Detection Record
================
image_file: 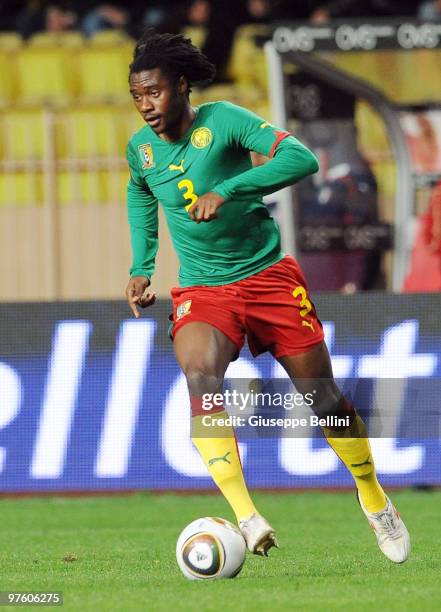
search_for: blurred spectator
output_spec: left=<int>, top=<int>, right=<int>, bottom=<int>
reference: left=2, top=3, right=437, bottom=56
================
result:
left=403, top=113, right=441, bottom=174
left=297, top=122, right=382, bottom=292
left=14, top=0, right=46, bottom=37
left=418, top=0, right=441, bottom=22
left=404, top=182, right=441, bottom=291
left=0, top=1, right=27, bottom=30
left=201, top=0, right=282, bottom=82
left=81, top=3, right=129, bottom=37
left=199, top=0, right=246, bottom=81
left=247, top=0, right=272, bottom=21
left=288, top=71, right=383, bottom=291
left=14, top=1, right=77, bottom=38
left=142, top=2, right=191, bottom=35
left=46, top=4, right=76, bottom=31
left=187, top=0, right=210, bottom=25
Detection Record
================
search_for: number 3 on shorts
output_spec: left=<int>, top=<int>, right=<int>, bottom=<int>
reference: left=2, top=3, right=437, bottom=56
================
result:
left=292, top=285, right=315, bottom=331
left=178, top=179, right=199, bottom=211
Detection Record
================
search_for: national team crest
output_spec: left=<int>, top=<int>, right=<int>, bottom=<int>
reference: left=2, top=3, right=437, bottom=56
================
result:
left=176, top=299, right=192, bottom=320
left=138, top=143, right=155, bottom=169
left=191, top=127, right=213, bottom=149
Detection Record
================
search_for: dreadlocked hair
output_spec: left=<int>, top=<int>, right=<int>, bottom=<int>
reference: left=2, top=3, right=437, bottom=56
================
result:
left=129, top=29, right=216, bottom=91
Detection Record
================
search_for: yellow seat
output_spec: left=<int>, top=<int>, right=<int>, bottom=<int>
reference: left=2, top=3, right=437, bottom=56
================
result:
left=394, top=49, right=441, bottom=103
left=57, top=170, right=108, bottom=205
left=356, top=101, right=391, bottom=161
left=29, top=31, right=84, bottom=48
left=181, top=26, right=207, bottom=50
left=0, top=172, right=43, bottom=207
left=330, top=48, right=441, bottom=104
left=56, top=169, right=138, bottom=206
left=56, top=104, right=142, bottom=158
left=371, top=160, right=396, bottom=201
left=228, top=24, right=270, bottom=90
left=57, top=106, right=122, bottom=158
left=197, top=83, right=268, bottom=116
left=78, top=44, right=132, bottom=103
left=90, top=30, right=133, bottom=46
left=1, top=108, right=45, bottom=160
left=0, top=51, right=19, bottom=107
left=17, top=46, right=78, bottom=106
left=121, top=105, right=144, bottom=143
left=100, top=170, right=129, bottom=205
left=0, top=32, right=22, bottom=51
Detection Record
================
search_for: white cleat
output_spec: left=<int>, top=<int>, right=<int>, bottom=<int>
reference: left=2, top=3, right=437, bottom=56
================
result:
left=358, top=493, right=411, bottom=563
left=239, top=513, right=279, bottom=556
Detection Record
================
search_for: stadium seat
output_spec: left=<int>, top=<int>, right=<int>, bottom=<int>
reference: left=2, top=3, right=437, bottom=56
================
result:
left=56, top=168, right=132, bottom=207
left=16, top=46, right=78, bottom=106
left=0, top=108, right=45, bottom=160
left=89, top=30, right=133, bottom=46
left=0, top=50, right=18, bottom=107
left=29, top=31, right=84, bottom=48
left=355, top=101, right=391, bottom=161
left=0, top=172, right=43, bottom=207
left=55, top=104, right=142, bottom=158
left=371, top=160, right=396, bottom=207
left=57, top=170, right=108, bottom=205
left=181, top=26, right=207, bottom=50
left=394, top=49, right=441, bottom=103
left=77, top=43, right=133, bottom=103
left=197, top=83, right=269, bottom=117
left=57, top=106, right=121, bottom=158
left=228, top=24, right=270, bottom=91
left=0, top=32, right=22, bottom=51
left=117, top=104, right=144, bottom=148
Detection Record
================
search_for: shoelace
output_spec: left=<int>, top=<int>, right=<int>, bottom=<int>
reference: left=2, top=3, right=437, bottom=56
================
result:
left=376, top=508, right=401, bottom=540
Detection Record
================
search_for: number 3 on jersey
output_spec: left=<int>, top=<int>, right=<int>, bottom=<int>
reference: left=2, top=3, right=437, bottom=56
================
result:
left=292, top=285, right=315, bottom=332
left=178, top=179, right=199, bottom=211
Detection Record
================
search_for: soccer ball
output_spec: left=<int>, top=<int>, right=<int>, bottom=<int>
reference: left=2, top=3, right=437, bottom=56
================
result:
left=176, top=517, right=246, bottom=580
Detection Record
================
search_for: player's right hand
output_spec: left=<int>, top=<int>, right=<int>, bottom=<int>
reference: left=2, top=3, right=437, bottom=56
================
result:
left=125, top=276, right=156, bottom=318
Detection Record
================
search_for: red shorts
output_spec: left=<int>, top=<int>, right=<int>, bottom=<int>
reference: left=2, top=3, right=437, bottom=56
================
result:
left=170, top=255, right=324, bottom=358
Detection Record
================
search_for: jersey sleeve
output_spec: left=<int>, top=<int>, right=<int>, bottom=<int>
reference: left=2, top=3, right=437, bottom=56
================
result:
left=213, top=101, right=319, bottom=202
left=216, top=101, right=291, bottom=157
left=126, top=141, right=159, bottom=279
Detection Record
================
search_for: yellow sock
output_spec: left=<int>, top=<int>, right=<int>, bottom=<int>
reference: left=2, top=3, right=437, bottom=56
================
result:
left=325, top=415, right=386, bottom=512
left=192, top=411, right=257, bottom=522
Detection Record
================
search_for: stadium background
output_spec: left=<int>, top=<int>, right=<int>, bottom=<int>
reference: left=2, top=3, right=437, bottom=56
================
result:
left=1, top=1, right=441, bottom=494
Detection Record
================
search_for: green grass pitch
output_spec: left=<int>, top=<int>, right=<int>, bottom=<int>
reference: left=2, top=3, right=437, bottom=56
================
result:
left=0, top=490, right=440, bottom=611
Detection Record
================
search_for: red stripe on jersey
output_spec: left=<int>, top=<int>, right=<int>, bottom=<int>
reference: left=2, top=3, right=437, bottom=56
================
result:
left=269, top=130, right=291, bottom=159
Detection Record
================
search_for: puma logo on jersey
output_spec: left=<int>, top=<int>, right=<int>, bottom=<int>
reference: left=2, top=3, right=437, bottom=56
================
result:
left=169, top=159, right=185, bottom=173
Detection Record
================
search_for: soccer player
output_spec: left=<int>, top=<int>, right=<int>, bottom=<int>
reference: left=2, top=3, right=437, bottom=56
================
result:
left=125, top=30, right=410, bottom=562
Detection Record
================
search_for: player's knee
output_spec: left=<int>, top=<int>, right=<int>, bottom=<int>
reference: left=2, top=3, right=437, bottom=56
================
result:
left=312, top=391, right=356, bottom=430
left=184, top=365, right=224, bottom=396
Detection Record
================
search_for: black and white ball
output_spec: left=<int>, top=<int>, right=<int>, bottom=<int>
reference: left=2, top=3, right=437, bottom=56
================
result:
left=176, top=517, right=246, bottom=580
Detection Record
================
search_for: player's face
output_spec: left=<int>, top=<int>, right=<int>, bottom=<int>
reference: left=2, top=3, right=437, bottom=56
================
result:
left=129, top=68, right=187, bottom=136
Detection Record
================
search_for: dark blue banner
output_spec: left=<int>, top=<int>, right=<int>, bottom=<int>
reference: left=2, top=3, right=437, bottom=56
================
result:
left=0, top=293, right=440, bottom=492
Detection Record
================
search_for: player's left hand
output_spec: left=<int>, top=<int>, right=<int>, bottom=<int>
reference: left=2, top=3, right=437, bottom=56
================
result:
left=188, top=192, right=225, bottom=223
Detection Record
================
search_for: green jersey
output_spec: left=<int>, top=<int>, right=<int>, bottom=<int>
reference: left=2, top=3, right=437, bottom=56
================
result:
left=126, top=101, right=318, bottom=287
